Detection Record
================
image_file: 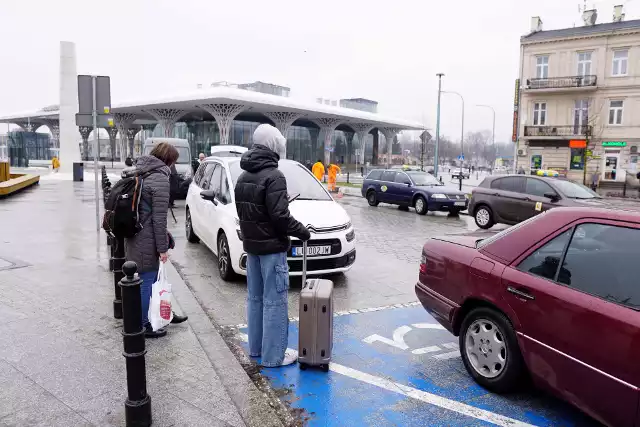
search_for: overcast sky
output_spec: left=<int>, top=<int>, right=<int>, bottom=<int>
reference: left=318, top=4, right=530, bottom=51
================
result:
left=1, top=0, right=639, bottom=143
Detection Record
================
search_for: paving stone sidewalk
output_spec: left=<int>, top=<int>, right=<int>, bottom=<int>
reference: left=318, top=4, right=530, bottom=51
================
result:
left=0, top=180, right=280, bottom=427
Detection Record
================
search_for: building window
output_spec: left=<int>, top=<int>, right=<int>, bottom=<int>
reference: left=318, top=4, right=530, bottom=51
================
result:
left=609, top=100, right=624, bottom=125
left=612, top=50, right=628, bottom=76
left=573, top=99, right=589, bottom=133
left=533, top=102, right=547, bottom=126
left=570, top=148, right=585, bottom=170
left=577, top=52, right=592, bottom=76
left=536, top=56, right=549, bottom=78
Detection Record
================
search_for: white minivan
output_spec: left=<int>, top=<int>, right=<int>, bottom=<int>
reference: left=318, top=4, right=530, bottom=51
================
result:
left=185, top=156, right=356, bottom=281
left=143, top=138, right=193, bottom=179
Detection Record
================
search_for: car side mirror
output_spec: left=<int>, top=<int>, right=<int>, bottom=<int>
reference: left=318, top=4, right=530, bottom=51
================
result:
left=404, top=181, right=412, bottom=187
left=200, top=189, right=218, bottom=205
left=544, top=192, right=559, bottom=201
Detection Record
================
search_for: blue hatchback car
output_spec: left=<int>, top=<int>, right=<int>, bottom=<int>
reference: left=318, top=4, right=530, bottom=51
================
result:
left=361, top=169, right=469, bottom=215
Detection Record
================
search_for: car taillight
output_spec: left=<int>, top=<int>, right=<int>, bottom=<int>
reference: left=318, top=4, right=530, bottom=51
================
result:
left=419, top=253, right=427, bottom=274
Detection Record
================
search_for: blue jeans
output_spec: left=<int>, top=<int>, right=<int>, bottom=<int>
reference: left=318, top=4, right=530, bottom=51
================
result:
left=246, top=252, right=289, bottom=367
left=139, top=270, right=157, bottom=328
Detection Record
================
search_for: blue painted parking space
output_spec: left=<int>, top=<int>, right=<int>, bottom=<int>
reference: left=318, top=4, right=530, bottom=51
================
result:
left=239, top=305, right=599, bottom=426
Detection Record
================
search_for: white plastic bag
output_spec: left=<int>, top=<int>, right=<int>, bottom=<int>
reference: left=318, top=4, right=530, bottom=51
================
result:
left=148, top=263, right=173, bottom=331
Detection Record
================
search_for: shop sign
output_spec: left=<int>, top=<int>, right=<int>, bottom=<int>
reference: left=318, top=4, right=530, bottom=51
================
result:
left=569, top=140, right=587, bottom=148
left=602, top=141, right=626, bottom=147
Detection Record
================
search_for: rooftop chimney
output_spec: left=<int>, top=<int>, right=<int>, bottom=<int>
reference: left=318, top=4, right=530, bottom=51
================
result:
left=613, top=5, right=625, bottom=22
left=530, top=16, right=543, bottom=33
left=582, top=9, right=597, bottom=26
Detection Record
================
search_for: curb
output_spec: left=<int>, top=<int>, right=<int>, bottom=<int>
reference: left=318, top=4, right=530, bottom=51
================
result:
left=165, top=261, right=284, bottom=427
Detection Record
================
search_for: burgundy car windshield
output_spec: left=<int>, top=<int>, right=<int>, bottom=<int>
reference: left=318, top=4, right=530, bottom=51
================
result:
left=553, top=180, right=600, bottom=199
left=476, top=213, right=547, bottom=248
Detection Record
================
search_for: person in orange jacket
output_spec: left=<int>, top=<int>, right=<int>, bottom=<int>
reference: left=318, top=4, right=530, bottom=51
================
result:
left=312, top=159, right=325, bottom=181
left=327, top=163, right=341, bottom=192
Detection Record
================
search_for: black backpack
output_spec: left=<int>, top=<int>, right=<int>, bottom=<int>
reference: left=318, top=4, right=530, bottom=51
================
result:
left=102, top=168, right=159, bottom=238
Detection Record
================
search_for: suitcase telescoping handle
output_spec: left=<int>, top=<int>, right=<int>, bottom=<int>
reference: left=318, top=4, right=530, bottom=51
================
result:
left=301, top=239, right=308, bottom=286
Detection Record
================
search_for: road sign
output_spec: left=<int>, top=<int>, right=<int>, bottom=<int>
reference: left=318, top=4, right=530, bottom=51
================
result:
left=457, top=154, right=464, bottom=161
left=77, top=75, right=111, bottom=114
left=77, top=75, right=112, bottom=232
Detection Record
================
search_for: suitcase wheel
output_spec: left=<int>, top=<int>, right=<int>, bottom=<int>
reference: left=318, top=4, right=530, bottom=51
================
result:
left=299, top=362, right=308, bottom=370
left=321, top=364, right=330, bottom=373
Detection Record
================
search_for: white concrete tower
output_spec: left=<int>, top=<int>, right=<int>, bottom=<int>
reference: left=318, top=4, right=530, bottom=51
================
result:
left=58, top=41, right=79, bottom=173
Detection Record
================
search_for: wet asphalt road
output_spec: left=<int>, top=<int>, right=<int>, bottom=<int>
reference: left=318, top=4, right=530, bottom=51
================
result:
left=167, top=196, right=507, bottom=327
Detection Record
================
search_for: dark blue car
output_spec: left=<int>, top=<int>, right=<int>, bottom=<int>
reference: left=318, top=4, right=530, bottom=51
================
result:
left=361, top=169, right=469, bottom=215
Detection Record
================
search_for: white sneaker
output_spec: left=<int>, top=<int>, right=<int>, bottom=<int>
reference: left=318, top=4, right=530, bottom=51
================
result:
left=280, top=349, right=298, bottom=366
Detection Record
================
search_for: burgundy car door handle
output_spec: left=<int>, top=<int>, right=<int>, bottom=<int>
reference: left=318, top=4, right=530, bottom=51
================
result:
left=507, top=286, right=535, bottom=301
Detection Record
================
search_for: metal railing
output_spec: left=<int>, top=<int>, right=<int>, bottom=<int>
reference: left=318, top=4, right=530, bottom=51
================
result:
left=524, top=125, right=592, bottom=137
left=526, top=75, right=597, bottom=90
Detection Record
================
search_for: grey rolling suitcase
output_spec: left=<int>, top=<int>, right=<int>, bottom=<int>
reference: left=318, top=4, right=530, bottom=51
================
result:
left=298, top=240, right=334, bottom=372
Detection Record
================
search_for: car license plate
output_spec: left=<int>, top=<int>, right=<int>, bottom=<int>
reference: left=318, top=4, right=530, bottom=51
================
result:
left=454, top=201, right=466, bottom=206
left=293, top=245, right=331, bottom=256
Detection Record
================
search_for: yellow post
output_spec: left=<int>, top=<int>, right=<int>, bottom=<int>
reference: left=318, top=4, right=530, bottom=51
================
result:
left=0, top=161, right=9, bottom=183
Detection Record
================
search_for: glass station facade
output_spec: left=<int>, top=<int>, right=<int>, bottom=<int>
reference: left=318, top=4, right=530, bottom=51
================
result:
left=153, top=120, right=379, bottom=171
left=7, top=131, right=52, bottom=167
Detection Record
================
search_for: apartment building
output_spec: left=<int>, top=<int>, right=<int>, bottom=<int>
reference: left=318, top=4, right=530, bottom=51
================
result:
left=517, top=6, right=640, bottom=185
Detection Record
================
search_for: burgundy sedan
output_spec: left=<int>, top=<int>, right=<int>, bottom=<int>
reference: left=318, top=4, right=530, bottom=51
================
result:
left=415, top=207, right=640, bottom=427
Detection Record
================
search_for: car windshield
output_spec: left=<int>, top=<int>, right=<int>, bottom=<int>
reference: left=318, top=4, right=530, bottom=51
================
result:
left=229, top=160, right=331, bottom=201
left=144, top=145, right=190, bottom=164
left=553, top=179, right=601, bottom=199
left=407, top=172, right=441, bottom=186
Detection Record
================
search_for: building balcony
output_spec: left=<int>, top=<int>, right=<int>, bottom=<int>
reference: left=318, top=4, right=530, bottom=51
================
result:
left=525, top=75, right=597, bottom=92
left=524, top=125, right=592, bottom=139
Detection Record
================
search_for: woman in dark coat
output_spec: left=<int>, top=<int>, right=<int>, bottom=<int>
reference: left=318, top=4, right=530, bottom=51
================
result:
left=124, top=142, right=186, bottom=338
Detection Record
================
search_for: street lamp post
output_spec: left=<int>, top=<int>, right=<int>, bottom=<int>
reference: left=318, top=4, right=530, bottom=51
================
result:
left=434, top=73, right=444, bottom=177
left=476, top=104, right=496, bottom=168
left=442, top=91, right=465, bottom=162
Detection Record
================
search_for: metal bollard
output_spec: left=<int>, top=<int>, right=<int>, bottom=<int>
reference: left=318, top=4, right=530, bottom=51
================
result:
left=459, top=175, right=463, bottom=191
left=347, top=171, right=350, bottom=184
left=107, top=235, right=115, bottom=272
left=120, top=261, right=152, bottom=427
left=112, top=235, right=124, bottom=319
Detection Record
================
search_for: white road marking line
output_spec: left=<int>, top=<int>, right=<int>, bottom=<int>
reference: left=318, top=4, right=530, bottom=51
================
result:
left=329, top=363, right=536, bottom=427
left=411, top=345, right=441, bottom=355
left=433, top=350, right=461, bottom=360
left=412, top=323, right=446, bottom=330
left=442, top=342, right=459, bottom=349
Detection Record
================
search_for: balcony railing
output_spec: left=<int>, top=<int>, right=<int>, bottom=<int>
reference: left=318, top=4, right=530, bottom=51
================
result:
left=526, top=75, right=597, bottom=90
left=524, top=125, right=592, bottom=137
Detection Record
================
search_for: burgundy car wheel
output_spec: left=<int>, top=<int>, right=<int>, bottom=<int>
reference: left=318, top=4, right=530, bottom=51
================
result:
left=464, top=318, right=506, bottom=378
left=459, top=307, right=525, bottom=393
